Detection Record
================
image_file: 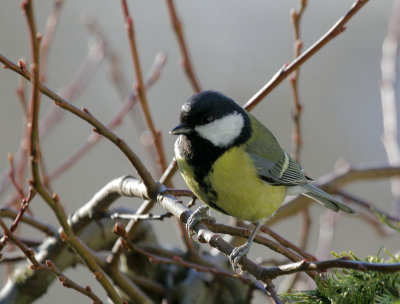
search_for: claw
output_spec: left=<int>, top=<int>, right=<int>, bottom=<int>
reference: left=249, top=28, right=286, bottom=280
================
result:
left=186, top=205, right=215, bottom=239
left=228, top=221, right=264, bottom=272
left=229, top=243, right=251, bottom=272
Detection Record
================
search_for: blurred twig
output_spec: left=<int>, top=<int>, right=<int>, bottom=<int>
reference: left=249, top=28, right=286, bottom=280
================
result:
left=287, top=1, right=310, bottom=292
left=0, top=217, right=103, bottom=304
left=21, top=1, right=123, bottom=302
left=0, top=207, right=57, bottom=236
left=0, top=53, right=160, bottom=197
left=289, top=0, right=306, bottom=162
left=165, top=0, right=201, bottom=93
left=0, top=30, right=105, bottom=198
left=40, top=0, right=64, bottom=83
left=269, top=163, right=400, bottom=225
left=381, top=0, right=400, bottom=216
left=49, top=53, right=166, bottom=181
left=121, top=0, right=168, bottom=174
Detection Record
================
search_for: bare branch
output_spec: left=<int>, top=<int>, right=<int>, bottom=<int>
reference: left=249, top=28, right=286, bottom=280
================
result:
left=244, top=0, right=369, bottom=111
left=121, top=0, right=168, bottom=173
left=0, top=217, right=103, bottom=304
left=165, top=0, right=202, bottom=93
left=0, top=53, right=160, bottom=198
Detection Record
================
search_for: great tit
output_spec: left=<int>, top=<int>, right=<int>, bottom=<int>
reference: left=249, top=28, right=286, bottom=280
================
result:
left=170, top=90, right=355, bottom=269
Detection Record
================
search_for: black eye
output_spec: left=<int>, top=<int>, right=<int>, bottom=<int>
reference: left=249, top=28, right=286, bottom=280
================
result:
left=203, top=115, right=213, bottom=124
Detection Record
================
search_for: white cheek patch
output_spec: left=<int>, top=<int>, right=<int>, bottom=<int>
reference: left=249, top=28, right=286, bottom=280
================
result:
left=195, top=112, right=244, bottom=147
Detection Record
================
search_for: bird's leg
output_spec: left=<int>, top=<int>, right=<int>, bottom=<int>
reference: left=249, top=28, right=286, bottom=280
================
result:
left=186, top=205, right=215, bottom=239
left=229, top=221, right=264, bottom=272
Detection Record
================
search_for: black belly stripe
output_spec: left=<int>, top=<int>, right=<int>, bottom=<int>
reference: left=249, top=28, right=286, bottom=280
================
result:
left=207, top=201, right=228, bottom=215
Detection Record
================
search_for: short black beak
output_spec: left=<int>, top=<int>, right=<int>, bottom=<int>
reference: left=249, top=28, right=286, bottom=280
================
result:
left=169, top=123, right=192, bottom=135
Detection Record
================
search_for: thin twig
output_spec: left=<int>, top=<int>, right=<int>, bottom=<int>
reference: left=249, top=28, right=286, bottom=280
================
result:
left=165, top=0, right=201, bottom=92
left=260, top=225, right=316, bottom=262
left=7, top=153, right=25, bottom=201
left=21, top=2, right=124, bottom=302
left=114, top=223, right=261, bottom=289
left=0, top=217, right=103, bottom=303
left=105, top=158, right=192, bottom=269
left=244, top=0, right=369, bottom=111
left=0, top=32, right=105, bottom=198
left=260, top=257, right=400, bottom=280
left=0, top=207, right=57, bottom=236
left=40, top=0, right=64, bottom=83
left=268, top=163, right=400, bottom=225
left=337, top=189, right=400, bottom=223
left=289, top=0, right=306, bottom=162
left=0, top=53, right=159, bottom=197
left=109, top=211, right=173, bottom=221
left=48, top=53, right=166, bottom=181
left=121, top=0, right=168, bottom=173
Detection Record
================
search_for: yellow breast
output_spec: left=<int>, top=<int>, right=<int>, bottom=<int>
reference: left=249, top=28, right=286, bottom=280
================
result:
left=176, top=141, right=287, bottom=222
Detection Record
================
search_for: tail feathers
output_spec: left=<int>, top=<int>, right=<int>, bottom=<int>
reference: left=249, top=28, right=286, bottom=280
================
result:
left=301, top=184, right=356, bottom=214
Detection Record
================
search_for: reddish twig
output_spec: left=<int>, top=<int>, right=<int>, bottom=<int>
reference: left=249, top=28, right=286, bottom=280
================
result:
left=105, top=158, right=187, bottom=269
left=84, top=14, right=131, bottom=99
left=113, top=223, right=261, bottom=289
left=0, top=53, right=159, bottom=198
left=0, top=207, right=57, bottom=236
left=121, top=1, right=195, bottom=256
left=287, top=1, right=309, bottom=290
left=289, top=0, right=306, bottom=162
left=7, top=187, right=35, bottom=235
left=165, top=0, right=201, bottom=93
left=48, top=53, right=166, bottom=181
left=7, top=153, right=25, bottom=201
left=21, top=2, right=124, bottom=302
left=121, top=0, right=168, bottom=173
left=260, top=225, right=316, bottom=262
left=40, top=0, right=64, bottom=83
left=0, top=33, right=105, bottom=199
left=244, top=0, right=369, bottom=111
left=0, top=217, right=103, bottom=303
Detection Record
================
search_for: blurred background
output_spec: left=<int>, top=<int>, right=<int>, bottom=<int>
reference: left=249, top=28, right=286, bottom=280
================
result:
left=0, top=0, right=399, bottom=302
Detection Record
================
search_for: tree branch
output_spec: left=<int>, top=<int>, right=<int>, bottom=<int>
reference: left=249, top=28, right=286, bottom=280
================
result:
left=244, top=0, right=369, bottom=111
left=165, top=0, right=201, bottom=93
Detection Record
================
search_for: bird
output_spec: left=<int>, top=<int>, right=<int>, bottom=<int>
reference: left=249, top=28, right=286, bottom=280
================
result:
left=170, top=90, right=355, bottom=270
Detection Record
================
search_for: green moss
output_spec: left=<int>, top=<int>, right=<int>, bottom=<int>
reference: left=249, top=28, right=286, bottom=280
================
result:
left=281, top=251, right=400, bottom=304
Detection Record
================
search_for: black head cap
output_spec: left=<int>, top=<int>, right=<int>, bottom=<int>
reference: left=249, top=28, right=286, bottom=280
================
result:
left=180, top=90, right=247, bottom=128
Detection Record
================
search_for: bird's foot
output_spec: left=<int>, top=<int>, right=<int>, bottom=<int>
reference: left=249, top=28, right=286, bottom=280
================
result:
left=229, top=243, right=251, bottom=273
left=186, top=205, right=215, bottom=239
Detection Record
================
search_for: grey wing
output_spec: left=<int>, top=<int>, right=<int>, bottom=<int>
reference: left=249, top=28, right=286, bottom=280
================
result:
left=248, top=150, right=308, bottom=186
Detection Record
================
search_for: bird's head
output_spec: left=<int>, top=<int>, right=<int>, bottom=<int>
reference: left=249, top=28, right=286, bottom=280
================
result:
left=170, top=90, right=251, bottom=148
